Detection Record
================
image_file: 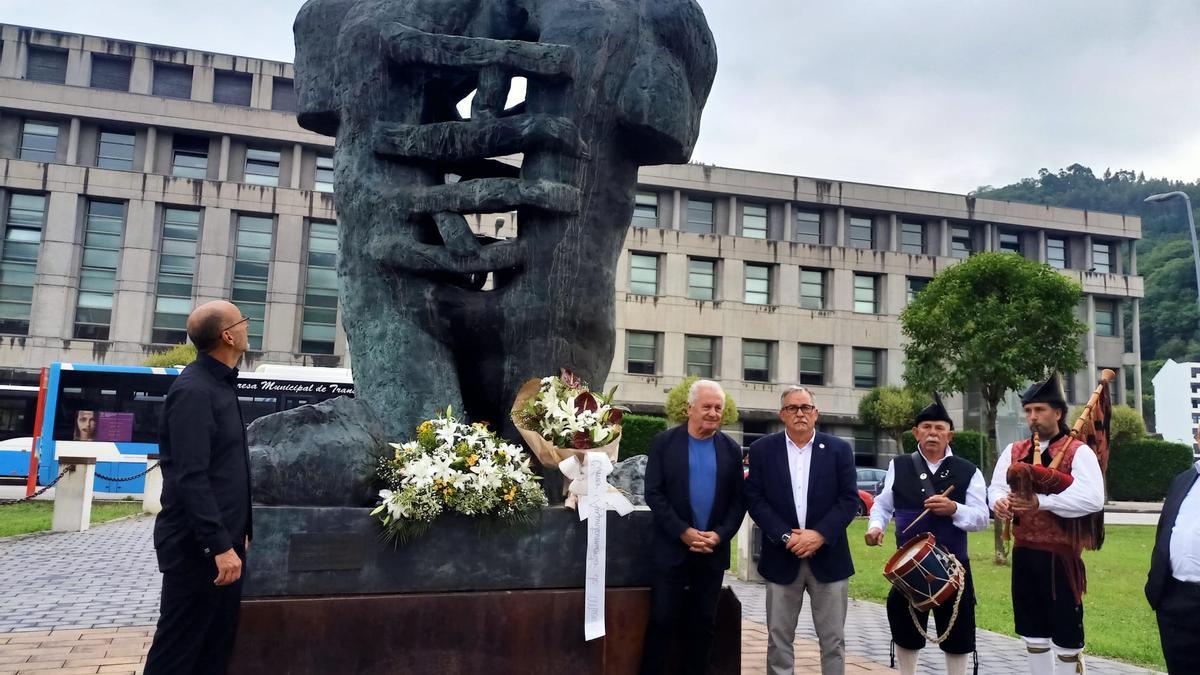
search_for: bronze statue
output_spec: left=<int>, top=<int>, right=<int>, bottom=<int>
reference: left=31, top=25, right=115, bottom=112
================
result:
left=292, top=0, right=716, bottom=441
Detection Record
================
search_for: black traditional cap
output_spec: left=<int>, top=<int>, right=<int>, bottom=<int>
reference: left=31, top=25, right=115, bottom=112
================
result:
left=1020, top=372, right=1068, bottom=414
left=914, top=392, right=954, bottom=429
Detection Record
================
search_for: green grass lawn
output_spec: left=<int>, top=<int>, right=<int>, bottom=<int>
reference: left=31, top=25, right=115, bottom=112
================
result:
left=0, top=500, right=145, bottom=537
left=733, top=520, right=1162, bottom=670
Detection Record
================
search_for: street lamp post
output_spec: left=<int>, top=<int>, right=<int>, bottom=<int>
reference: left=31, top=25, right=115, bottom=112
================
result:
left=1144, top=191, right=1200, bottom=334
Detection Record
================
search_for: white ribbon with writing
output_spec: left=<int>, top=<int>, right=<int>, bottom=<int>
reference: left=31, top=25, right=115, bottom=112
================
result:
left=559, top=451, right=634, bottom=641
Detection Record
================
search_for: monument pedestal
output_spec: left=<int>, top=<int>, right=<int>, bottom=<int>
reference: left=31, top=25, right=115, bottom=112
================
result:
left=229, top=506, right=741, bottom=673
left=230, top=587, right=741, bottom=674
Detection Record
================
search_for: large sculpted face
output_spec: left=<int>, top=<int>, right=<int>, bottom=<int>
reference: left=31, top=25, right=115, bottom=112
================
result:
left=292, top=0, right=716, bottom=440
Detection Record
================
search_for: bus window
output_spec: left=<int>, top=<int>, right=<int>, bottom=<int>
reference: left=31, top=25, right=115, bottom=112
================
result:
left=52, top=370, right=174, bottom=443
left=283, top=394, right=318, bottom=409
left=0, top=385, right=37, bottom=440
left=239, top=396, right=280, bottom=425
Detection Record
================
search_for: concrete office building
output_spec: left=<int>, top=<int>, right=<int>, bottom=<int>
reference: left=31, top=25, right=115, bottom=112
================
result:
left=0, top=24, right=1144, bottom=465
left=1151, top=359, right=1198, bottom=453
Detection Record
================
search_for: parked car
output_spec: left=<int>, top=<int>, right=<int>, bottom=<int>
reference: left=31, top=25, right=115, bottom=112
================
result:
left=856, top=489, right=875, bottom=517
left=856, top=467, right=888, bottom=496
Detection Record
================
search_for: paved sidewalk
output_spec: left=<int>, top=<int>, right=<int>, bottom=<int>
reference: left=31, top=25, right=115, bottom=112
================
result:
left=0, top=517, right=159, bottom=633
left=727, top=577, right=1162, bottom=674
left=0, top=516, right=1163, bottom=674
left=1106, top=501, right=1162, bottom=513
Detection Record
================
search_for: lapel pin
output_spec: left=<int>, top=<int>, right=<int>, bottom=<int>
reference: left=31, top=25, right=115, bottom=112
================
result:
left=920, top=473, right=928, bottom=480
left=819, top=443, right=825, bottom=449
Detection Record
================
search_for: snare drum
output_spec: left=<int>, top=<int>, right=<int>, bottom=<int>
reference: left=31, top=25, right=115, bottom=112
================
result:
left=882, top=532, right=964, bottom=612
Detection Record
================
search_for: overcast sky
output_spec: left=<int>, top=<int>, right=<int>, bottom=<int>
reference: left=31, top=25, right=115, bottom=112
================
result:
left=3, top=0, right=1198, bottom=193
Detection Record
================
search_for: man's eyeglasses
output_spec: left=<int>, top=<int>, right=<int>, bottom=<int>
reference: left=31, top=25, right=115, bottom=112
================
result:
left=781, top=404, right=816, bottom=415
left=222, top=316, right=250, bottom=332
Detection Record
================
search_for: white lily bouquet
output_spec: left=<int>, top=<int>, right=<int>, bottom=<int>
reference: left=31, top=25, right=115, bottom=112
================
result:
left=372, top=408, right=547, bottom=542
left=510, top=369, right=628, bottom=507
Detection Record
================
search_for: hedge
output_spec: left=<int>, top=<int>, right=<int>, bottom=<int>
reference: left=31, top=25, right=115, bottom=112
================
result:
left=902, top=429, right=988, bottom=469
left=619, top=414, right=668, bottom=460
left=143, top=343, right=196, bottom=367
left=1107, top=439, right=1193, bottom=501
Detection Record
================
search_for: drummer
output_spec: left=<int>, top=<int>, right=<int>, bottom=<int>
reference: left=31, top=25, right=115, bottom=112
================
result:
left=866, top=393, right=989, bottom=675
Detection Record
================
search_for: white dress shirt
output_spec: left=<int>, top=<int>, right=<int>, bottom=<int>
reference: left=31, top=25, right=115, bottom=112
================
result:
left=867, top=447, right=990, bottom=534
left=785, top=432, right=814, bottom=529
left=987, top=438, right=1105, bottom=518
left=1169, top=461, right=1200, bottom=582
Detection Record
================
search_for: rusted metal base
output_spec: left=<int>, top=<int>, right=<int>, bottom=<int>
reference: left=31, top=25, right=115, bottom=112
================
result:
left=229, top=586, right=741, bottom=675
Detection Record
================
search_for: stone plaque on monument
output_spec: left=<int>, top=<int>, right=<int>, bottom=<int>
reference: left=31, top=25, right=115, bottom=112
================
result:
left=286, top=532, right=366, bottom=573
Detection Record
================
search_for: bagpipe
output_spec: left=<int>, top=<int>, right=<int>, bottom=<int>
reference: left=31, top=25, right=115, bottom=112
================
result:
left=1003, top=369, right=1114, bottom=547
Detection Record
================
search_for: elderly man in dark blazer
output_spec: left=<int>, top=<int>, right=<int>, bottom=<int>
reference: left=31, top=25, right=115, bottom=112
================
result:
left=746, top=385, right=858, bottom=675
left=640, top=379, right=746, bottom=675
left=1146, top=430, right=1200, bottom=675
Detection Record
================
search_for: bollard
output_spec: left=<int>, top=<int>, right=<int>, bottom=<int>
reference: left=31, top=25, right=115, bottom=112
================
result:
left=735, top=514, right=763, bottom=582
left=52, top=456, right=97, bottom=532
left=142, top=454, right=162, bottom=514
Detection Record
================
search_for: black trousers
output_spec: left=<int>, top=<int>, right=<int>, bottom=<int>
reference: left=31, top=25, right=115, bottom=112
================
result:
left=1011, top=547, right=1085, bottom=649
left=887, top=563, right=976, bottom=654
left=639, top=554, right=725, bottom=675
left=144, top=560, right=244, bottom=675
left=1157, top=579, right=1200, bottom=674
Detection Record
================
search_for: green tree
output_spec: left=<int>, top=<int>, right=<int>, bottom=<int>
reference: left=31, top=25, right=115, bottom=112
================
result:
left=664, top=375, right=739, bottom=426
left=143, top=343, right=197, bottom=368
left=901, top=252, right=1086, bottom=564
left=857, top=386, right=930, bottom=450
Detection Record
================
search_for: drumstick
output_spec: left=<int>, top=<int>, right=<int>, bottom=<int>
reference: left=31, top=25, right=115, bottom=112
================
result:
left=901, top=485, right=956, bottom=535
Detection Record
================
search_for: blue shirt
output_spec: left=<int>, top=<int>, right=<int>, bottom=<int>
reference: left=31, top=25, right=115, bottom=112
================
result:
left=688, top=435, right=717, bottom=531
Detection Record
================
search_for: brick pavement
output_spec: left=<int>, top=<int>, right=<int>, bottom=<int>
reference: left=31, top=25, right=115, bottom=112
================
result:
left=0, top=516, right=1163, bottom=674
left=728, top=577, right=1161, bottom=675
left=0, top=627, right=151, bottom=675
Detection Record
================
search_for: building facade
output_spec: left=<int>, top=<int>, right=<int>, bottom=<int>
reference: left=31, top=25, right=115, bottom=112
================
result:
left=0, top=24, right=1144, bottom=466
left=1151, top=359, right=1197, bottom=452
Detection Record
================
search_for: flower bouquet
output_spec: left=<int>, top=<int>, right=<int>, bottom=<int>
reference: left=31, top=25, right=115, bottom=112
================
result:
left=510, top=369, right=629, bottom=506
left=371, top=407, right=547, bottom=543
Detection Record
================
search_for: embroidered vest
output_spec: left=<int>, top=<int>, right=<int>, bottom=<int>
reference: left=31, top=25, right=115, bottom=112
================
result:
left=1010, top=434, right=1085, bottom=549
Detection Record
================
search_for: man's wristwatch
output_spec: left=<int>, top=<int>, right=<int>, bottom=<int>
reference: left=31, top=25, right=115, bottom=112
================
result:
left=781, top=532, right=791, bottom=545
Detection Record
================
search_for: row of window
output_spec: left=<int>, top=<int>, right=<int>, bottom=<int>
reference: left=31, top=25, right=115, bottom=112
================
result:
left=626, top=332, right=886, bottom=388
left=17, top=119, right=334, bottom=191
left=0, top=192, right=1122, bottom=351
left=631, top=191, right=1118, bottom=273
left=22, top=44, right=298, bottom=111
left=632, top=253, right=923, bottom=313
left=629, top=251, right=1122, bottom=332
left=0, top=193, right=340, bottom=353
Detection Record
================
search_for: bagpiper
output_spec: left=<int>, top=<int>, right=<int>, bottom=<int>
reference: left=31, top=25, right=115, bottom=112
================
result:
left=989, top=373, right=1106, bottom=674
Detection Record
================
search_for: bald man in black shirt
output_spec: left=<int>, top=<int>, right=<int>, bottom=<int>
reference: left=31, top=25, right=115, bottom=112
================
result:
left=144, top=300, right=253, bottom=675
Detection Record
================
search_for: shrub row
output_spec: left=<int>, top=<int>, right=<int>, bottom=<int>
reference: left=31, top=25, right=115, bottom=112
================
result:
left=618, top=414, right=668, bottom=460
